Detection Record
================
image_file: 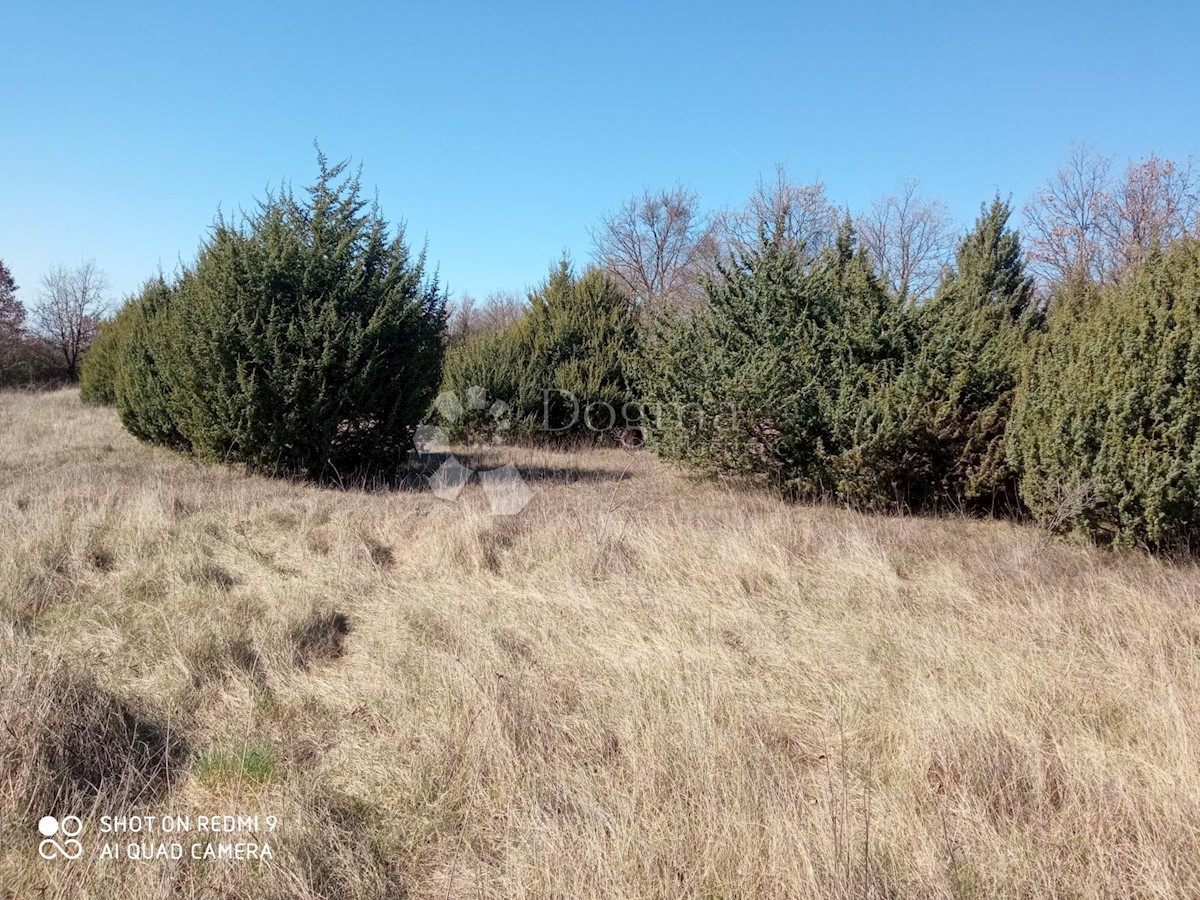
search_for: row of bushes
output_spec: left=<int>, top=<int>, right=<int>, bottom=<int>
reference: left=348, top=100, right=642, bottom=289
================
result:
left=82, top=155, right=1200, bottom=552
left=638, top=201, right=1200, bottom=551
left=638, top=202, right=1037, bottom=511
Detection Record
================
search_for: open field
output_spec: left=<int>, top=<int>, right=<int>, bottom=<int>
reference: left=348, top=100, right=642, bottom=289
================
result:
left=3, top=389, right=1200, bottom=898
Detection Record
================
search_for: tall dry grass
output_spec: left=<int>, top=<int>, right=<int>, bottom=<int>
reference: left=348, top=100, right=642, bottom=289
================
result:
left=2, top=388, right=1200, bottom=898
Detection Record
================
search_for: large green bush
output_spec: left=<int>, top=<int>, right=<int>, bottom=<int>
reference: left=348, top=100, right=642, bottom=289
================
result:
left=439, top=324, right=528, bottom=441
left=1009, top=237, right=1200, bottom=550
left=114, top=278, right=185, bottom=447
left=80, top=302, right=137, bottom=406
left=640, top=226, right=800, bottom=482
left=118, top=154, right=445, bottom=477
left=439, top=261, right=637, bottom=441
left=640, top=218, right=905, bottom=495
left=837, top=200, right=1042, bottom=512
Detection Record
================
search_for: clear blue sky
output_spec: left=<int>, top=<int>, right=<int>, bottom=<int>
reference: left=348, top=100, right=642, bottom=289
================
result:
left=3, top=0, right=1198, bottom=307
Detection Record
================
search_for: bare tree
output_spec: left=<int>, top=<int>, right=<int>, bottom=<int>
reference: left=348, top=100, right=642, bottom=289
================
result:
left=33, top=261, right=109, bottom=381
left=856, top=177, right=955, bottom=301
left=1100, top=154, right=1199, bottom=278
left=1023, top=145, right=1113, bottom=288
left=718, top=164, right=841, bottom=260
left=1025, top=147, right=1200, bottom=291
left=589, top=184, right=716, bottom=313
left=447, top=289, right=527, bottom=344
left=446, top=293, right=479, bottom=344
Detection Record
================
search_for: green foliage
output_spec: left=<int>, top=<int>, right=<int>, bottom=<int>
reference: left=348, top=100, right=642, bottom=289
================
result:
left=194, top=742, right=278, bottom=786
left=439, top=261, right=637, bottom=440
left=1009, top=237, right=1200, bottom=550
left=838, top=199, right=1041, bottom=511
left=115, top=278, right=184, bottom=447
left=440, top=324, right=528, bottom=441
left=635, top=309, right=711, bottom=466
left=641, top=225, right=808, bottom=483
left=0, top=258, right=21, bottom=334
left=117, top=153, right=446, bottom=477
left=640, top=217, right=905, bottom=495
left=525, top=262, right=639, bottom=434
left=640, top=202, right=1045, bottom=515
left=80, top=297, right=142, bottom=405
left=818, top=224, right=911, bottom=501
left=643, top=203, right=1200, bottom=553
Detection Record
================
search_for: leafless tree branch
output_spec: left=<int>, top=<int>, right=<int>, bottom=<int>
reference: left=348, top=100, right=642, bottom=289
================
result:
left=33, top=260, right=109, bottom=381
left=447, top=289, right=527, bottom=344
left=717, top=164, right=841, bottom=261
left=590, top=184, right=716, bottom=314
left=856, top=177, right=955, bottom=301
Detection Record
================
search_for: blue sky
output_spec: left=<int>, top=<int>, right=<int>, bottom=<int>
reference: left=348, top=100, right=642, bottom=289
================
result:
left=3, top=0, right=1198, bottom=306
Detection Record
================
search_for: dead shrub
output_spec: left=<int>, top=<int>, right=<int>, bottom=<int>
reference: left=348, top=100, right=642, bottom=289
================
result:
left=183, top=556, right=236, bottom=590
left=290, top=608, right=352, bottom=669
left=181, top=625, right=265, bottom=688
left=272, top=789, right=408, bottom=900
left=458, top=517, right=525, bottom=575
left=360, top=536, right=395, bottom=569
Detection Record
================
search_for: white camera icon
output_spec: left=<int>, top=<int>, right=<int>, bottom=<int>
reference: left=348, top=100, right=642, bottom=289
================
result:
left=38, top=815, right=84, bottom=860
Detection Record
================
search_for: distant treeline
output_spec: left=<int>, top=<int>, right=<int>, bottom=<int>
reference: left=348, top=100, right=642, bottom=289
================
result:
left=78, top=149, right=1200, bottom=553
left=0, top=260, right=108, bottom=387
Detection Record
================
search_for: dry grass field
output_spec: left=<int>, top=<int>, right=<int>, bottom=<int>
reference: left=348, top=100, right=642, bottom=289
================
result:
left=3, top=389, right=1200, bottom=899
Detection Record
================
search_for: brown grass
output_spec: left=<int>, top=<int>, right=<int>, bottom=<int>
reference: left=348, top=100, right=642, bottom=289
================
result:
left=3, top=388, right=1200, bottom=898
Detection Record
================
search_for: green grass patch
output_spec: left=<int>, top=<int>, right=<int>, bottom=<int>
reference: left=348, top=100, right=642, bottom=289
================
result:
left=194, top=742, right=278, bottom=786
